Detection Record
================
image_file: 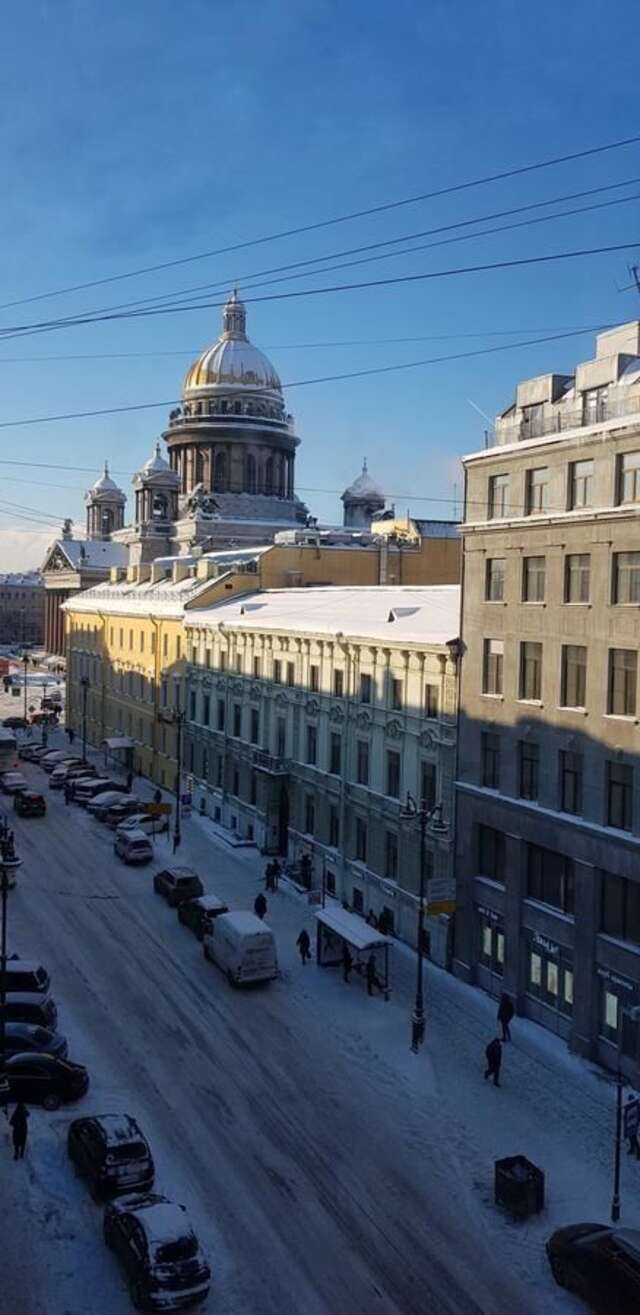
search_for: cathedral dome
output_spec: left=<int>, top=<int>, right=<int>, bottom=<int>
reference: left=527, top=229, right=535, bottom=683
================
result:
left=183, top=291, right=282, bottom=397
left=134, top=443, right=180, bottom=488
left=342, top=460, right=385, bottom=503
left=89, top=462, right=124, bottom=501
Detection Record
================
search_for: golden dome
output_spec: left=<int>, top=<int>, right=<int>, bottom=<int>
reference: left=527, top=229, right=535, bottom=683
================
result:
left=183, top=291, right=282, bottom=397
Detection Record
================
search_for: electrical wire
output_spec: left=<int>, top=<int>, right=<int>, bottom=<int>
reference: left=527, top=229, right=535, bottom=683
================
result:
left=2, top=130, right=640, bottom=312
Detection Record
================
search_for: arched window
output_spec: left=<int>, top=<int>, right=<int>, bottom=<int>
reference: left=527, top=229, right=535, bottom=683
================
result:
left=100, top=508, right=114, bottom=536
left=265, top=456, right=274, bottom=495
left=277, top=455, right=285, bottom=497
left=195, top=450, right=205, bottom=485
left=152, top=492, right=168, bottom=520
left=214, top=451, right=227, bottom=491
left=234, top=400, right=242, bottom=415
left=245, top=454, right=257, bottom=494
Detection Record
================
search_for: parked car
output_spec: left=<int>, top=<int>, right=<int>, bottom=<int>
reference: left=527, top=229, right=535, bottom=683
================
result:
left=153, top=867, right=204, bottom=908
left=68, top=1114, right=154, bottom=1200
left=2, top=1022, right=68, bottom=1060
left=50, top=763, right=98, bottom=790
left=3, top=959, right=50, bottom=994
left=3, top=716, right=27, bottom=730
left=104, top=798, right=146, bottom=827
left=103, top=1193, right=210, bottom=1311
left=31, top=711, right=58, bottom=726
left=19, top=743, right=47, bottom=762
left=178, top=894, right=229, bottom=941
left=14, top=791, right=46, bottom=817
left=5, top=1053, right=88, bottom=1109
left=114, top=830, right=154, bottom=865
left=115, top=813, right=169, bottom=837
left=0, top=992, right=58, bottom=1030
left=547, top=1223, right=640, bottom=1312
left=203, top=911, right=278, bottom=986
left=0, top=770, right=28, bottom=794
left=75, top=779, right=126, bottom=805
left=39, top=751, right=74, bottom=772
left=91, top=793, right=143, bottom=822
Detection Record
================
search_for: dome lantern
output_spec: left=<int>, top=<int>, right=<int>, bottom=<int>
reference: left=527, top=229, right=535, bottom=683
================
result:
left=85, top=461, right=126, bottom=540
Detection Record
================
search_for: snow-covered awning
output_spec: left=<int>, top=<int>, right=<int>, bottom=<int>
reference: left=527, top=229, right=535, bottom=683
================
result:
left=102, top=736, right=134, bottom=751
left=314, top=906, right=393, bottom=952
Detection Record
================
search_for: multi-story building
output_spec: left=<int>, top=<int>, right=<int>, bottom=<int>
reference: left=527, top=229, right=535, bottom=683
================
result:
left=184, top=585, right=460, bottom=948
left=455, top=320, right=640, bottom=1074
left=0, top=572, right=45, bottom=646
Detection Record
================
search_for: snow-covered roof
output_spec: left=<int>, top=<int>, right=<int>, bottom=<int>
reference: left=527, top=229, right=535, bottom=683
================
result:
left=91, top=1114, right=144, bottom=1145
left=315, top=906, right=393, bottom=951
left=216, top=910, right=273, bottom=935
left=342, top=460, right=385, bottom=502
left=62, top=571, right=212, bottom=619
left=127, top=1197, right=191, bottom=1247
left=188, top=585, right=460, bottom=645
left=48, top=540, right=128, bottom=571
left=194, top=895, right=228, bottom=912
left=0, top=572, right=43, bottom=587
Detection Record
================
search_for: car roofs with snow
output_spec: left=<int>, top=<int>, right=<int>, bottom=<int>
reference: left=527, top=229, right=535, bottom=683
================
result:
left=76, top=778, right=126, bottom=804
left=114, top=829, right=154, bottom=865
left=153, top=867, right=204, bottom=907
left=68, top=1113, right=154, bottom=1199
left=203, top=910, right=278, bottom=986
left=0, top=990, right=58, bottom=1031
left=178, top=893, right=229, bottom=941
left=103, top=1192, right=210, bottom=1311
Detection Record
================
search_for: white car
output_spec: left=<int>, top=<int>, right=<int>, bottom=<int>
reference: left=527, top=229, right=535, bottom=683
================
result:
left=85, top=788, right=129, bottom=814
left=0, top=771, right=27, bottom=795
left=115, top=813, right=169, bottom=837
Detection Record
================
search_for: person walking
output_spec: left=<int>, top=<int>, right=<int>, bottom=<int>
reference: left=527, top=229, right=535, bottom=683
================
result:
left=254, top=892, right=267, bottom=921
left=296, top=928, right=311, bottom=965
left=484, top=1037, right=503, bottom=1087
left=64, top=781, right=72, bottom=806
left=264, top=862, right=274, bottom=892
left=10, top=1102, right=29, bottom=1159
left=126, top=770, right=133, bottom=792
left=366, top=952, right=382, bottom=997
left=497, top=993, right=515, bottom=1043
left=342, top=943, right=353, bottom=983
left=272, top=859, right=281, bottom=892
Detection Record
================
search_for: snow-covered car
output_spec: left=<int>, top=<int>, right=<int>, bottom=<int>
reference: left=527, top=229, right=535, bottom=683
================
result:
left=103, top=1193, right=210, bottom=1311
left=0, top=770, right=28, bottom=794
left=178, top=894, right=229, bottom=941
left=18, top=743, right=48, bottom=762
left=5, top=1053, right=88, bottom=1109
left=68, top=1114, right=155, bottom=1200
left=2, top=716, right=27, bottom=730
left=87, top=788, right=133, bottom=817
left=3, top=959, right=51, bottom=994
left=547, top=1222, right=640, bottom=1310
left=49, top=761, right=94, bottom=788
left=75, top=779, right=126, bottom=805
left=0, top=991, right=58, bottom=1030
left=2, top=1021, right=68, bottom=1060
left=115, top=813, right=168, bottom=837
left=114, top=829, right=154, bottom=865
left=39, top=751, right=75, bottom=772
left=153, top=867, right=203, bottom=908
left=103, top=797, right=146, bottom=826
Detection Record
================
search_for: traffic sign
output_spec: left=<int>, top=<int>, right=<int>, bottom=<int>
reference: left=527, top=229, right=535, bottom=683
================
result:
left=148, top=802, right=172, bottom=817
left=624, top=1097, right=640, bottom=1140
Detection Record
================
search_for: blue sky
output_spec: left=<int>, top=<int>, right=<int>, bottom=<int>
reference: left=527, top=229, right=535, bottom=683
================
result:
left=1, top=0, right=640, bottom=565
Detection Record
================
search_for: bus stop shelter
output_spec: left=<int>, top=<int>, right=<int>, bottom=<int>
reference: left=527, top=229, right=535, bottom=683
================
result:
left=314, top=906, right=393, bottom=1000
left=101, top=736, right=134, bottom=773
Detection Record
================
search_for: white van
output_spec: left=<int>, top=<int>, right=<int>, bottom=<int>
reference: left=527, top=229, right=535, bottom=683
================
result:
left=203, top=911, right=278, bottom=986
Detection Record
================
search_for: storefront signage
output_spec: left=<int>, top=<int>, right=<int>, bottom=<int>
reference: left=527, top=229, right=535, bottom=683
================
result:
left=596, top=966, right=635, bottom=992
left=532, top=932, right=560, bottom=956
left=477, top=904, right=501, bottom=925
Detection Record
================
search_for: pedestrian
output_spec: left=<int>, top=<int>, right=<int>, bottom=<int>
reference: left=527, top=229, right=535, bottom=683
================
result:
left=272, top=859, right=281, bottom=891
left=484, top=1037, right=502, bottom=1087
left=254, top=892, right=267, bottom=920
left=296, top=928, right=311, bottom=964
left=64, top=781, right=71, bottom=806
left=126, top=770, right=133, bottom=792
left=365, top=909, right=378, bottom=929
left=264, top=862, right=274, bottom=892
left=366, top=952, right=382, bottom=997
left=497, top=993, right=515, bottom=1043
left=68, top=780, right=76, bottom=802
left=10, top=1102, right=29, bottom=1159
left=342, top=942, right=353, bottom=983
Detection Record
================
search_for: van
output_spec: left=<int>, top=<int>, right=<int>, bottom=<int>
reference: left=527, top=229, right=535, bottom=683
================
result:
left=114, top=829, right=153, bottom=865
left=203, top=911, right=278, bottom=986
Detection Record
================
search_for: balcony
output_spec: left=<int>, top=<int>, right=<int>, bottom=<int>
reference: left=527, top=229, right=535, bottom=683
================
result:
left=488, top=394, right=640, bottom=448
left=252, top=748, right=289, bottom=775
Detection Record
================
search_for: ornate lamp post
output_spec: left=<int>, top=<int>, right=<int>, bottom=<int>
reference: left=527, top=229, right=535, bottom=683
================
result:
left=80, top=676, right=90, bottom=763
left=400, top=792, right=449, bottom=1054
left=160, top=706, right=185, bottom=854
left=21, top=653, right=28, bottom=725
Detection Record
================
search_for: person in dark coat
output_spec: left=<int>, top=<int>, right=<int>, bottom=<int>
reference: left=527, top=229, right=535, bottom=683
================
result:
left=154, top=788, right=162, bottom=804
left=342, top=943, right=353, bottom=983
left=254, top=892, right=267, bottom=920
left=10, top=1102, right=29, bottom=1159
left=497, top=993, right=515, bottom=1042
left=484, top=1037, right=502, bottom=1086
left=64, top=781, right=72, bottom=806
left=272, top=859, right=280, bottom=891
left=296, top=928, right=311, bottom=964
left=366, top=952, right=382, bottom=997
left=264, top=862, right=275, bottom=892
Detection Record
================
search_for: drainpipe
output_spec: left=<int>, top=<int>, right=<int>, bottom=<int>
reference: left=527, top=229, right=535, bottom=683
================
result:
left=335, top=632, right=352, bottom=905
left=151, top=616, right=162, bottom=783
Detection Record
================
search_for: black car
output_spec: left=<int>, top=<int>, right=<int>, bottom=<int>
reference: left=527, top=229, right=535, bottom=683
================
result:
left=3, top=716, right=27, bottom=730
left=5, top=1053, right=88, bottom=1109
left=547, top=1222, right=640, bottom=1313
left=153, top=867, right=204, bottom=908
left=3, top=959, right=50, bottom=994
left=0, top=991, right=58, bottom=1030
left=103, top=1193, right=210, bottom=1311
left=2, top=1021, right=68, bottom=1060
left=178, top=894, right=229, bottom=941
left=68, top=1113, right=155, bottom=1200
left=14, top=791, right=46, bottom=817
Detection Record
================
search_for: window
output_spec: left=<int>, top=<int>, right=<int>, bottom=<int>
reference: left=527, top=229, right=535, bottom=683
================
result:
left=559, top=750, right=583, bottom=815
left=527, top=940, right=574, bottom=1016
left=569, top=459, right=594, bottom=510
left=608, top=649, right=637, bottom=716
left=520, top=641, right=542, bottom=701
left=355, top=817, right=368, bottom=863
left=219, top=651, right=226, bottom=672
left=253, top=656, right=261, bottom=678
left=527, top=844, right=574, bottom=914
left=352, top=886, right=364, bottom=913
left=273, top=659, right=282, bottom=684
left=607, top=761, right=633, bottom=831
left=329, top=732, right=341, bottom=776
left=276, top=717, right=286, bottom=758
left=333, top=669, right=344, bottom=697
left=391, top=677, right=403, bottom=711
left=161, top=678, right=168, bottom=708
left=518, top=741, right=539, bottom=801
left=309, top=664, right=319, bottom=692
left=488, top=473, right=510, bottom=519
left=421, top=761, right=436, bottom=812
left=600, top=872, right=640, bottom=946
left=565, top=553, right=590, bottom=603
left=233, top=703, right=241, bottom=738
left=386, top=750, right=401, bottom=798
left=176, top=636, right=181, bottom=661
left=306, top=723, right=317, bottom=765
left=235, top=653, right=242, bottom=673
left=617, top=450, right=640, bottom=504
left=583, top=385, right=608, bottom=425
left=304, top=795, right=315, bottom=835
left=204, top=649, right=210, bottom=669
left=360, top=672, right=372, bottom=704
left=329, top=805, right=340, bottom=848
left=561, top=645, right=587, bottom=708
left=140, top=632, right=145, bottom=654
left=483, top=639, right=504, bottom=696
left=202, top=695, right=210, bottom=726
left=286, top=662, right=295, bottom=687
left=613, top=552, right=640, bottom=605
left=356, top=739, right=370, bottom=786
left=250, top=708, right=260, bottom=745
left=250, top=771, right=257, bottom=806
left=522, top=556, right=545, bottom=602
left=525, top=467, right=549, bottom=515
left=191, top=645, right=197, bottom=665
left=479, top=915, right=504, bottom=976
left=477, top=825, right=505, bottom=882
left=217, top=699, right=225, bottom=731
left=216, top=757, right=223, bottom=788
left=481, top=731, right=500, bottom=789
left=424, top=683, right=439, bottom=717
left=486, top=558, right=505, bottom=601
left=385, top=832, right=399, bottom=881
left=232, top=767, right=239, bottom=797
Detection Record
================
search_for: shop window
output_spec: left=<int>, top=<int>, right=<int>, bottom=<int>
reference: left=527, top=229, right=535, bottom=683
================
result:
left=485, top=557, right=505, bottom=602
left=479, top=915, right=504, bottom=976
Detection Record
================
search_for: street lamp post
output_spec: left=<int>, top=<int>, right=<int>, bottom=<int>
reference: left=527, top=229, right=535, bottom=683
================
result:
left=400, top=792, right=448, bottom=1054
left=160, top=706, right=185, bottom=855
left=80, top=676, right=90, bottom=763
left=611, top=1003, right=640, bottom=1222
left=22, top=653, right=28, bottom=726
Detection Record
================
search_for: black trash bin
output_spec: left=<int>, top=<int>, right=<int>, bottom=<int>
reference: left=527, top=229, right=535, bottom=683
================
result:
left=495, top=1155, right=545, bottom=1219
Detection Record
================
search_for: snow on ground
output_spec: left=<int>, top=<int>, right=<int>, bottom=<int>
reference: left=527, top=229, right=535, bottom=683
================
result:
left=1, top=725, right=636, bottom=1314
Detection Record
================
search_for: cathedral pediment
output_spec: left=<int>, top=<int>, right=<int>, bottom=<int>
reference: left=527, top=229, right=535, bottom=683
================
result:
left=42, top=545, right=72, bottom=574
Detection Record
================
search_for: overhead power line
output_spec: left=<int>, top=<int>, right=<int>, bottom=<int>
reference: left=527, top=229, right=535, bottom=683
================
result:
left=1, top=131, right=640, bottom=313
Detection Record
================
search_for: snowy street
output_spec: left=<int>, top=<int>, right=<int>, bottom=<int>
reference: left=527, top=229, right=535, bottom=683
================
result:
left=2, top=731, right=638, bottom=1314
